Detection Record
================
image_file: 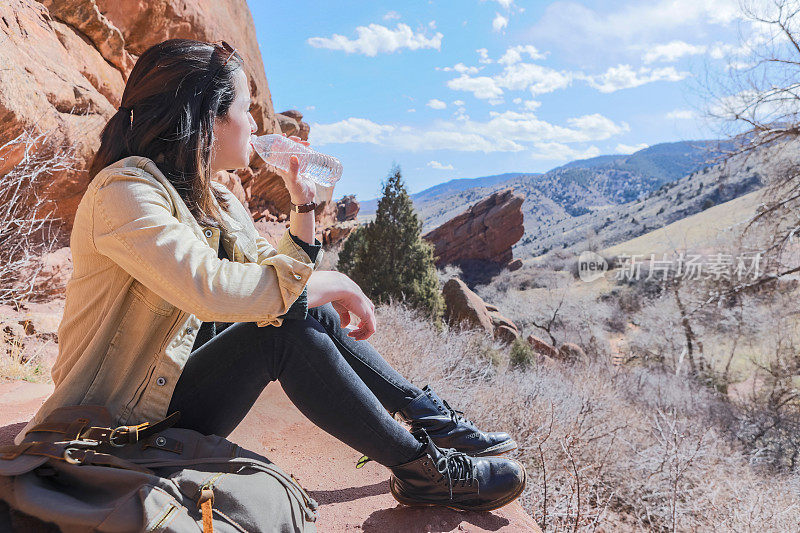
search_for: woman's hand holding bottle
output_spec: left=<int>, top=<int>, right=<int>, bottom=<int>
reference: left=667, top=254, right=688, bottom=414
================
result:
left=276, top=133, right=315, bottom=204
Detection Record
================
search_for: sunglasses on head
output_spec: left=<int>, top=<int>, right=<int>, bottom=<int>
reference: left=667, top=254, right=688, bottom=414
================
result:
left=200, top=40, right=242, bottom=94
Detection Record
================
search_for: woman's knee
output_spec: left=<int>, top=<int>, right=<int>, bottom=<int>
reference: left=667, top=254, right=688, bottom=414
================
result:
left=273, top=313, right=341, bottom=357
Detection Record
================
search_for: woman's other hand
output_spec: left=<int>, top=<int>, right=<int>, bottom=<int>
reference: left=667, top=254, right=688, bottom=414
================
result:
left=306, top=271, right=376, bottom=340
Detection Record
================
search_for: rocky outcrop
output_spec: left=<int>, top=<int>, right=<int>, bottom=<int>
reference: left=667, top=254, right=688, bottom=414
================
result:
left=526, top=335, right=558, bottom=359
left=276, top=109, right=310, bottom=140
left=422, top=188, right=525, bottom=268
left=336, top=194, right=360, bottom=222
left=322, top=220, right=359, bottom=247
left=17, top=247, right=73, bottom=301
left=442, top=278, right=519, bottom=344
left=0, top=0, right=332, bottom=244
left=557, top=342, right=587, bottom=363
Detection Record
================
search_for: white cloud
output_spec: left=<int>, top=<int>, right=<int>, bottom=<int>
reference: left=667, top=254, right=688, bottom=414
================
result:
left=390, top=130, right=525, bottom=152
left=527, top=0, right=742, bottom=61
left=309, top=118, right=395, bottom=144
left=522, top=99, right=542, bottom=111
left=407, top=108, right=416, bottom=113
left=447, top=61, right=572, bottom=100
left=428, top=20, right=437, bottom=29
left=310, top=109, right=628, bottom=156
left=496, top=62, right=572, bottom=94
left=305, top=105, right=316, bottom=111
left=468, top=109, right=629, bottom=144
left=497, top=44, right=547, bottom=65
left=615, top=142, right=649, bottom=154
left=446, top=74, right=504, bottom=100
left=530, top=142, right=601, bottom=161
left=427, top=99, right=447, bottom=109
left=492, top=13, right=508, bottom=32
left=428, top=160, right=455, bottom=170
left=383, top=11, right=401, bottom=21
left=436, top=63, right=481, bottom=75
left=708, top=88, right=800, bottom=123
left=565, top=114, right=629, bottom=140
left=453, top=100, right=465, bottom=106
left=666, top=109, right=695, bottom=120
left=483, top=0, right=514, bottom=8
left=582, top=64, right=689, bottom=93
left=476, top=48, right=492, bottom=64
left=307, top=23, right=443, bottom=56
left=643, top=41, right=707, bottom=63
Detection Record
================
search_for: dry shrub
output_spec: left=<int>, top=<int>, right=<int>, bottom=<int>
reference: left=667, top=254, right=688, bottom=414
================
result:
left=371, top=299, right=800, bottom=532
left=0, top=127, right=77, bottom=305
left=0, top=322, right=51, bottom=383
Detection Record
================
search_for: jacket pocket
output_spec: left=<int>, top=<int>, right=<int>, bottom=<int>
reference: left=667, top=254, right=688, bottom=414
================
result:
left=82, top=290, right=168, bottom=408
left=130, top=279, right=176, bottom=316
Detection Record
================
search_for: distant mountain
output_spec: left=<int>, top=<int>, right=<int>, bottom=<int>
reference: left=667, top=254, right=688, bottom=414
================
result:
left=357, top=139, right=731, bottom=234
left=357, top=139, right=728, bottom=220
left=355, top=172, right=542, bottom=216
left=521, top=140, right=774, bottom=259
left=344, top=136, right=779, bottom=266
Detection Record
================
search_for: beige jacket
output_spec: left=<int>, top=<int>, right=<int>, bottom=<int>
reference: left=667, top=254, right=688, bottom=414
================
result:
left=15, top=155, right=323, bottom=445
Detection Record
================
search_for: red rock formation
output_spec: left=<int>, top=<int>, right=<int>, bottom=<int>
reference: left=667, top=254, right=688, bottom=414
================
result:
left=276, top=109, right=310, bottom=140
left=0, top=0, right=331, bottom=244
left=557, top=342, right=587, bottom=363
left=442, top=278, right=519, bottom=344
left=322, top=220, right=359, bottom=247
left=527, top=335, right=558, bottom=359
left=422, top=188, right=524, bottom=268
left=336, top=194, right=360, bottom=221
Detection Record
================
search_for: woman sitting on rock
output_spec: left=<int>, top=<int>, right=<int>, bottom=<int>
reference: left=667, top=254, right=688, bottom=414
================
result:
left=16, top=38, right=526, bottom=516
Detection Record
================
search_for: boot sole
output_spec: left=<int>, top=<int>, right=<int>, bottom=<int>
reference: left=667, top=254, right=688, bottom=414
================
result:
left=389, top=458, right=527, bottom=513
left=470, top=439, right=518, bottom=457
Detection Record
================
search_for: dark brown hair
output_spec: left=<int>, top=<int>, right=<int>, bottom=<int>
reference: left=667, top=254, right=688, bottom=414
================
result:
left=88, top=38, right=245, bottom=227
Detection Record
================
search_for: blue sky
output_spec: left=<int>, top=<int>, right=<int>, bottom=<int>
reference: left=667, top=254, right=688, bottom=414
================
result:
left=248, top=0, right=769, bottom=202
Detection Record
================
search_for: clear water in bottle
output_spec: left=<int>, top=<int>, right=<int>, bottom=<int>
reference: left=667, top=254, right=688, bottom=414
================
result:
left=249, top=133, right=343, bottom=187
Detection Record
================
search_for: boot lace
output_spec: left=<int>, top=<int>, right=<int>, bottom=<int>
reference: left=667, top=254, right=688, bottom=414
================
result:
left=436, top=447, right=477, bottom=499
left=441, top=398, right=477, bottom=429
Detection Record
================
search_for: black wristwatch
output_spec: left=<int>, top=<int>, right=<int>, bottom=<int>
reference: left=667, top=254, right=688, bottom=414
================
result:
left=290, top=200, right=317, bottom=213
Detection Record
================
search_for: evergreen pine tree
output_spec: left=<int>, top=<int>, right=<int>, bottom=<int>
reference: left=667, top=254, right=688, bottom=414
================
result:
left=338, top=163, right=444, bottom=324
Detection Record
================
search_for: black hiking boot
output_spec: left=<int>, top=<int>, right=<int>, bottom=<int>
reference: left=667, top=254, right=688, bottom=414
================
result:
left=388, top=428, right=526, bottom=512
left=395, top=385, right=517, bottom=457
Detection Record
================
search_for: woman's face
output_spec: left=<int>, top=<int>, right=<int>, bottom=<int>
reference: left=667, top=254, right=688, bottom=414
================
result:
left=210, top=68, right=258, bottom=173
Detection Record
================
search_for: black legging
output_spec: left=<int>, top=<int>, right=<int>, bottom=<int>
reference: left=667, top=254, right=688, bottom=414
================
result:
left=166, top=302, right=426, bottom=467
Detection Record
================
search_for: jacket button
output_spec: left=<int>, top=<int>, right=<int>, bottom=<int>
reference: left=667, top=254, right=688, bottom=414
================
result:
left=156, top=377, right=166, bottom=386
left=204, top=229, right=213, bottom=238
left=293, top=273, right=302, bottom=280
left=185, top=327, right=193, bottom=335
left=155, top=436, right=167, bottom=447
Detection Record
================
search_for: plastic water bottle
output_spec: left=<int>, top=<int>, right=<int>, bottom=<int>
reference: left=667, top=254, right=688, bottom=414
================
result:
left=249, top=133, right=343, bottom=187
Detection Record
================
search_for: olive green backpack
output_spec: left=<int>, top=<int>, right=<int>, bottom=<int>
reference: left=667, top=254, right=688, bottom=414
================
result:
left=0, top=405, right=319, bottom=532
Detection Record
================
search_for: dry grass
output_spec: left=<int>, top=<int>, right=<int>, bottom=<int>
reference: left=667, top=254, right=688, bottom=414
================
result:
left=371, top=298, right=800, bottom=532
left=601, top=189, right=765, bottom=259
left=0, top=324, right=52, bottom=383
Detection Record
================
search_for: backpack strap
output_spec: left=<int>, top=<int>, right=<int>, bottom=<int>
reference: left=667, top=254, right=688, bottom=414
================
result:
left=24, top=411, right=182, bottom=448
left=0, top=441, right=153, bottom=474
left=197, top=487, right=215, bottom=533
